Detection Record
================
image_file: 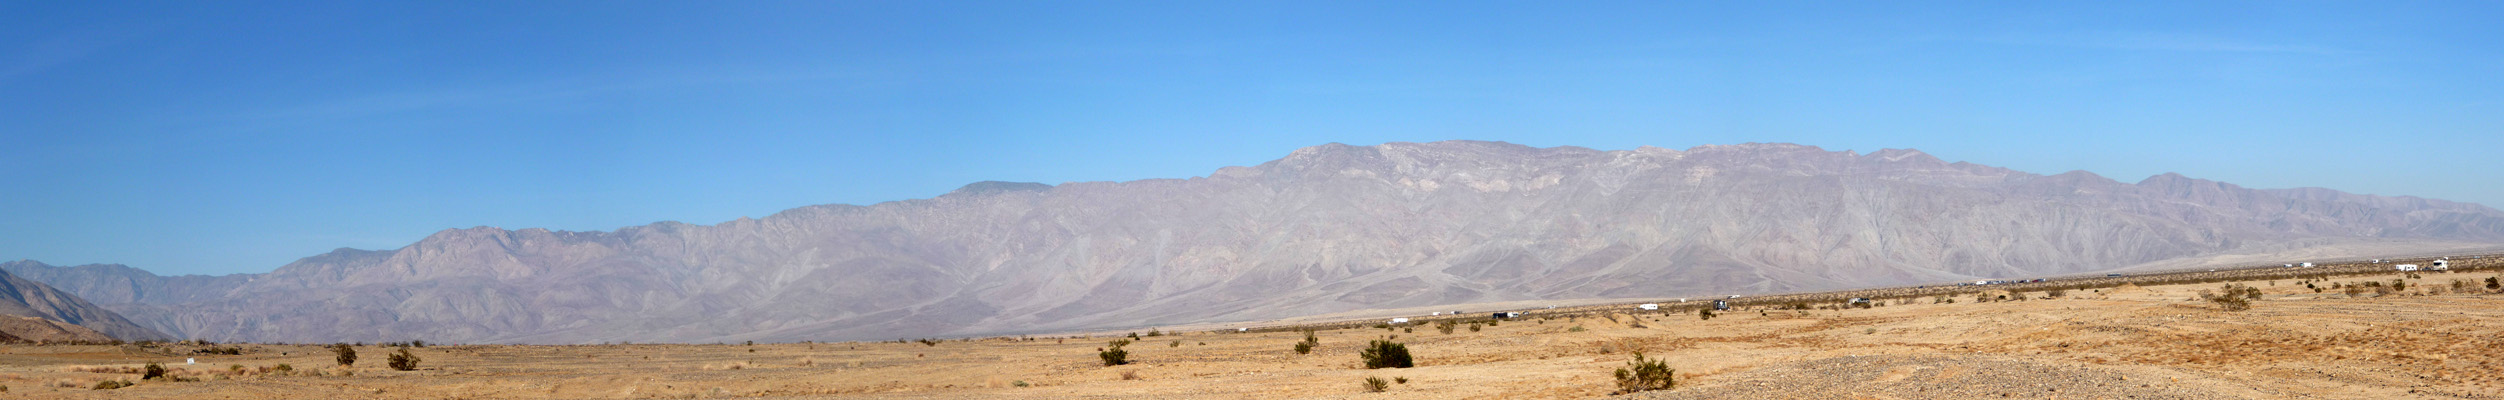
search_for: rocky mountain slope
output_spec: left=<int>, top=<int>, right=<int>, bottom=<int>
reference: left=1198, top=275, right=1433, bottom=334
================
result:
left=0, top=267, right=168, bottom=341
left=11, top=141, right=2504, bottom=344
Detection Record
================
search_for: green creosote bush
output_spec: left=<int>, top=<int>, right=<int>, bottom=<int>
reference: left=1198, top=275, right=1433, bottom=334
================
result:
left=1359, top=340, right=1413, bottom=369
left=1099, top=342, right=1130, bottom=366
left=143, top=362, right=166, bottom=380
left=1293, top=330, right=1319, bottom=355
left=1613, top=352, right=1676, bottom=394
left=1363, top=376, right=1389, bottom=392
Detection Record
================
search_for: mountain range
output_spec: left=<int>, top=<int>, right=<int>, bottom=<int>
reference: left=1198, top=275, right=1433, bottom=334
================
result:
left=0, top=266, right=167, bottom=341
left=8, top=141, right=2503, bottom=344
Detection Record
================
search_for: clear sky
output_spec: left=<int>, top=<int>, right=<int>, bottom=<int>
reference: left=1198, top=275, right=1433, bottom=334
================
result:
left=4, top=1, right=2499, bottom=276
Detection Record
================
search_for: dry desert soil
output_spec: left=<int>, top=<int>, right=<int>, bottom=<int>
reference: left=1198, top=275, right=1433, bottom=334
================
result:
left=3, top=270, right=2501, bottom=399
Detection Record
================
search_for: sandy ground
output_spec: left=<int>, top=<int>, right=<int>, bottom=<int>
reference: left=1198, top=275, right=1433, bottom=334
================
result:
left=2, top=271, right=2500, bottom=399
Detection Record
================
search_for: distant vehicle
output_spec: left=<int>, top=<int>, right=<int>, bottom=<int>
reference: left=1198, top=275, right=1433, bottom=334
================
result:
left=1390, top=318, right=1410, bottom=324
left=1713, top=299, right=1730, bottom=311
left=2395, top=264, right=2420, bottom=272
left=2106, top=274, right=2124, bottom=277
left=1490, top=312, right=1521, bottom=319
left=2300, top=263, right=2315, bottom=268
left=2430, top=260, right=2448, bottom=270
left=1977, top=280, right=1992, bottom=285
left=2283, top=264, right=2294, bottom=268
left=1847, top=298, right=1872, bottom=307
left=1637, top=304, right=1660, bottom=311
left=1431, top=312, right=1442, bottom=316
left=1727, top=295, right=1742, bottom=299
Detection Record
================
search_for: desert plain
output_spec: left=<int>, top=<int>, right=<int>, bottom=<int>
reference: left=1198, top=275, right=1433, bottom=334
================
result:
left=3, top=265, right=2500, bottom=400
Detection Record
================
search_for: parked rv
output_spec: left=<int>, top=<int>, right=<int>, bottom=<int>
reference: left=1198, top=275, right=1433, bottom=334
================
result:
left=1637, top=304, right=1660, bottom=311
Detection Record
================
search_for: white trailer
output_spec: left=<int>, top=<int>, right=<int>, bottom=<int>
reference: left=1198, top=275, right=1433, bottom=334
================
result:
left=1637, top=304, right=1660, bottom=310
left=2431, top=260, right=2448, bottom=270
left=2395, top=264, right=2420, bottom=271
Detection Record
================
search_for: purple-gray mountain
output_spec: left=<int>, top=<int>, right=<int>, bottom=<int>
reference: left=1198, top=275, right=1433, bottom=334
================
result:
left=0, top=266, right=169, bottom=341
left=9, top=141, right=2504, bottom=344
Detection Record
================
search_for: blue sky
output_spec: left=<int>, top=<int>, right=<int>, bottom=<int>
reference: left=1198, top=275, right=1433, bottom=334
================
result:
left=4, top=1, right=2499, bottom=276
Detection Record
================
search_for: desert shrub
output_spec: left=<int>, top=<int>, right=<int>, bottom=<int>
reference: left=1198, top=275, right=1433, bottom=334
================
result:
left=1012, top=380, right=1029, bottom=387
left=1613, top=352, right=1676, bottom=394
left=1145, top=329, right=1162, bottom=337
left=2392, top=279, right=2408, bottom=291
left=2343, top=285, right=2366, bottom=297
left=1436, top=320, right=1457, bottom=334
left=92, top=379, right=134, bottom=390
left=1569, top=325, right=1586, bottom=332
left=1360, top=340, right=1413, bottom=369
left=1395, top=376, right=1408, bottom=384
left=2046, top=289, right=2067, bottom=298
left=1168, top=340, right=1180, bottom=348
left=1698, top=310, right=1714, bottom=320
left=1403, top=327, right=1412, bottom=334
left=1468, top=323, right=1482, bottom=332
left=1099, top=343, right=1129, bottom=366
left=2488, top=276, right=2501, bottom=291
left=1294, top=331, right=1319, bottom=355
left=1127, top=332, right=1141, bottom=340
left=917, top=338, right=941, bottom=346
left=1119, top=370, right=1140, bottom=380
left=387, top=347, right=420, bottom=371
left=1363, top=376, right=1389, bottom=392
left=2202, top=284, right=2260, bottom=311
left=331, top=343, right=357, bottom=366
left=195, top=346, right=243, bottom=355
left=143, top=362, right=166, bottom=380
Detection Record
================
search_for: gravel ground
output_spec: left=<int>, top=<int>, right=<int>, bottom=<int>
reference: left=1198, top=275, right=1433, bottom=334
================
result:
left=1614, top=354, right=2264, bottom=400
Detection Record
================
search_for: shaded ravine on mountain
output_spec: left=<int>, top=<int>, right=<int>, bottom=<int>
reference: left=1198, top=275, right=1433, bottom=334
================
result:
left=10, top=141, right=2504, bottom=344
